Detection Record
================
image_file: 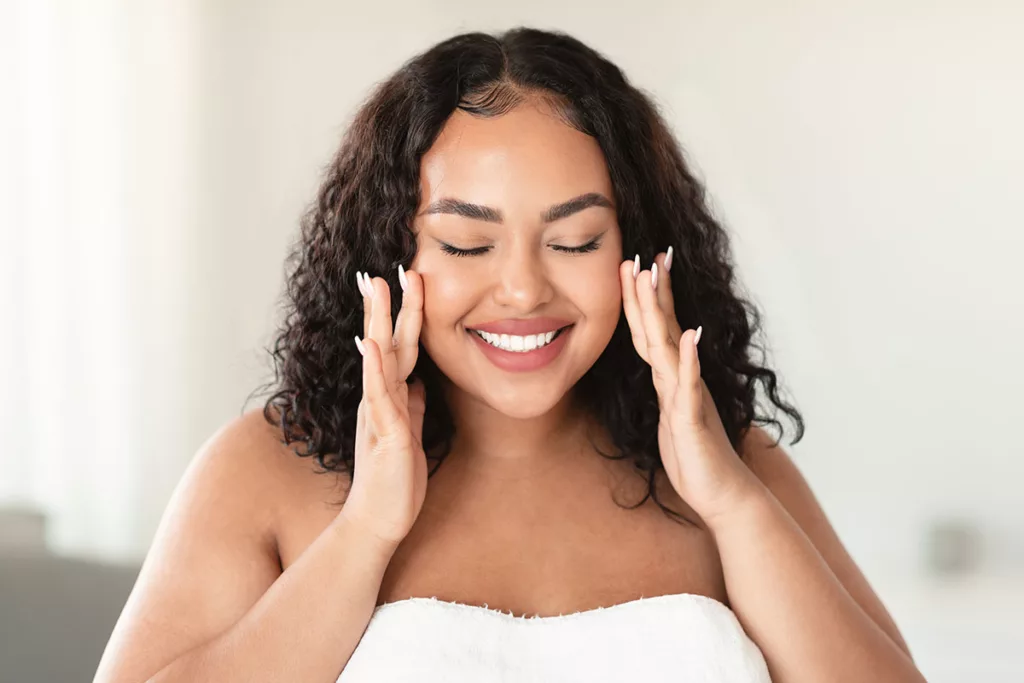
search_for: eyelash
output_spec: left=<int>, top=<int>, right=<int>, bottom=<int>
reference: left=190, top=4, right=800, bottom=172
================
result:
left=439, top=239, right=602, bottom=258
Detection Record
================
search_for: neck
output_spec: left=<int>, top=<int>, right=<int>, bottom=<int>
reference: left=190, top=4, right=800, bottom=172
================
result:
left=440, top=381, right=598, bottom=478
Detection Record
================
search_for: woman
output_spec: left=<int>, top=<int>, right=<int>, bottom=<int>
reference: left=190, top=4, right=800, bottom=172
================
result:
left=95, top=27, right=925, bottom=683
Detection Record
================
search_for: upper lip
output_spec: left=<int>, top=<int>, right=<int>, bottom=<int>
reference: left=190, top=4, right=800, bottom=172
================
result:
left=467, top=317, right=573, bottom=336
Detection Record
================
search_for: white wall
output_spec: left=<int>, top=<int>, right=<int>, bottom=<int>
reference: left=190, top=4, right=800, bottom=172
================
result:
left=1, top=0, right=205, bottom=560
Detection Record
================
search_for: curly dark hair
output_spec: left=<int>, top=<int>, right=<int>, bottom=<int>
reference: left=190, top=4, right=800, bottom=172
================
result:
left=248, top=26, right=805, bottom=526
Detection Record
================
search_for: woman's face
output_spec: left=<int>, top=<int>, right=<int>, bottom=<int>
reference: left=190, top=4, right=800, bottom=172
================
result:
left=410, top=100, right=623, bottom=419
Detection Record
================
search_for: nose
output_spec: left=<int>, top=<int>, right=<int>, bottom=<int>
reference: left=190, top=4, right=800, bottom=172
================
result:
left=491, top=239, right=555, bottom=313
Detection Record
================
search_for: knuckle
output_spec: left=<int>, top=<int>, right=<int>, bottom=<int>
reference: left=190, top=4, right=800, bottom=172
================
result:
left=375, top=425, right=408, bottom=450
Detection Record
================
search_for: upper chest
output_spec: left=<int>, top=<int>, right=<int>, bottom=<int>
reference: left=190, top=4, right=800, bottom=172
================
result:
left=275, top=452, right=728, bottom=616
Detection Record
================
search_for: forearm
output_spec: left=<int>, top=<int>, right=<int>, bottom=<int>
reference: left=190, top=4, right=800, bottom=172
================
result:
left=709, top=489, right=925, bottom=683
left=148, top=513, right=396, bottom=683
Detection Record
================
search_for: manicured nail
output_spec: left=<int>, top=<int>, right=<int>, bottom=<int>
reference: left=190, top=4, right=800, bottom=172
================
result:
left=665, top=246, right=673, bottom=272
left=398, top=264, right=409, bottom=292
left=651, top=263, right=659, bottom=289
left=354, top=336, right=366, bottom=356
left=632, top=254, right=640, bottom=278
left=362, top=273, right=373, bottom=297
left=356, top=271, right=367, bottom=297
left=694, top=325, right=703, bottom=346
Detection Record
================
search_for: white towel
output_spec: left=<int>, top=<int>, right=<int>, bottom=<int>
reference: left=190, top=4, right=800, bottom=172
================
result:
left=338, top=592, right=772, bottom=682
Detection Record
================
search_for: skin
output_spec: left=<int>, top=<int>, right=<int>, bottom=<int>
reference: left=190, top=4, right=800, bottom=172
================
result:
left=93, top=96, right=923, bottom=683
left=409, top=99, right=624, bottom=476
left=368, top=97, right=722, bottom=613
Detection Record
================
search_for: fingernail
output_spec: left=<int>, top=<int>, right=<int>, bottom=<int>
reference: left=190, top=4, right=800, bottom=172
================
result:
left=354, top=335, right=366, bottom=356
left=398, top=264, right=409, bottom=292
left=363, top=273, right=373, bottom=297
left=651, top=263, right=659, bottom=289
left=694, top=325, right=702, bottom=346
left=356, top=271, right=367, bottom=297
left=665, top=246, right=673, bottom=272
left=632, top=254, right=640, bottom=278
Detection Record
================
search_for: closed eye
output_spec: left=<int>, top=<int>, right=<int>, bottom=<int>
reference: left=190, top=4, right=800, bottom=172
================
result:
left=553, top=238, right=602, bottom=255
left=438, top=243, right=489, bottom=257
left=438, top=237, right=603, bottom=258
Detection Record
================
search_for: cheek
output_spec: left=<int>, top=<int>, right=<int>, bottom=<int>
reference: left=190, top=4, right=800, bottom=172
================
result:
left=419, top=266, right=474, bottom=332
left=566, top=267, right=622, bottom=325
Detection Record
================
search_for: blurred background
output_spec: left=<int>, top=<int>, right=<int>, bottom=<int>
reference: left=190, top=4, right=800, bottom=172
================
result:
left=1, top=1, right=1021, bottom=681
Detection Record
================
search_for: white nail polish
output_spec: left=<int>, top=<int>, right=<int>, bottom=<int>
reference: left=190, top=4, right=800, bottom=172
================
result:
left=355, top=271, right=365, bottom=297
left=694, top=325, right=702, bottom=346
left=632, top=254, right=640, bottom=278
left=651, top=263, right=659, bottom=289
left=362, top=273, right=373, bottom=297
left=398, top=264, right=409, bottom=292
left=665, top=246, right=673, bottom=272
left=354, top=336, right=366, bottom=355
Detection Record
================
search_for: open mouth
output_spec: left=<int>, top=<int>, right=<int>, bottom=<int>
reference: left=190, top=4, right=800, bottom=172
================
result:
left=467, top=324, right=573, bottom=353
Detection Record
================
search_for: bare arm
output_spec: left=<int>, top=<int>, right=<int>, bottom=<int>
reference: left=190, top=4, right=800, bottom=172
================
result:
left=145, top=512, right=392, bottom=683
left=93, top=415, right=398, bottom=683
left=619, top=255, right=921, bottom=681
left=741, top=427, right=913, bottom=659
left=707, top=428, right=926, bottom=683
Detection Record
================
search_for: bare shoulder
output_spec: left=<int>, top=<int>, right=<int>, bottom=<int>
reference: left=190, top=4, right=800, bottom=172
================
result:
left=211, top=407, right=355, bottom=552
left=236, top=406, right=354, bottom=567
left=93, top=407, right=344, bottom=683
left=235, top=406, right=351, bottom=500
left=184, top=407, right=340, bottom=535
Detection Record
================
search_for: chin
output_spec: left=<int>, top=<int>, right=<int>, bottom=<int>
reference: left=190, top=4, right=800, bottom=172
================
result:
left=476, top=387, right=567, bottom=420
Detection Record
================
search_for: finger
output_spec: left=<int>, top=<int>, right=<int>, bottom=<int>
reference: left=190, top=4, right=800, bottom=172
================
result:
left=636, top=264, right=680, bottom=400
left=359, top=337, right=405, bottom=439
left=407, top=376, right=426, bottom=444
left=365, top=274, right=399, bottom=391
left=356, top=382, right=367, bottom=435
left=354, top=375, right=369, bottom=467
left=357, top=271, right=372, bottom=340
left=653, top=250, right=683, bottom=344
left=392, top=265, right=423, bottom=382
left=619, top=255, right=649, bottom=364
left=674, top=327, right=704, bottom=428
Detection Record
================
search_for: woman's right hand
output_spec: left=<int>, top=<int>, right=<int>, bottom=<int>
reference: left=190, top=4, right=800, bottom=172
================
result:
left=341, top=265, right=427, bottom=552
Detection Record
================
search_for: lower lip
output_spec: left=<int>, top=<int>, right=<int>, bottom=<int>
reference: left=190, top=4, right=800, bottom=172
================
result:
left=467, top=326, right=573, bottom=372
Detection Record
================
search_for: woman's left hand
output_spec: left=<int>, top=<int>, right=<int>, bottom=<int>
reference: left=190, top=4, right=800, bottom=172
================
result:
left=620, top=249, right=764, bottom=527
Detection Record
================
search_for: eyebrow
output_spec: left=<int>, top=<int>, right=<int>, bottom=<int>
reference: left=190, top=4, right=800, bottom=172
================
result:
left=420, top=192, right=615, bottom=224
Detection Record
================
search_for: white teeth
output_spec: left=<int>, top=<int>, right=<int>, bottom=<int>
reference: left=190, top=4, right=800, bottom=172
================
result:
left=472, top=328, right=563, bottom=353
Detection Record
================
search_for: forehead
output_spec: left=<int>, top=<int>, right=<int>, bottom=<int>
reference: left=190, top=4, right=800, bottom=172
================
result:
left=417, top=102, right=613, bottom=213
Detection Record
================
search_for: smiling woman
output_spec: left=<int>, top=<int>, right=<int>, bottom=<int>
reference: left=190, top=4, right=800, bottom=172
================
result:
left=94, top=25, right=925, bottom=683
left=408, top=101, right=626, bottom=419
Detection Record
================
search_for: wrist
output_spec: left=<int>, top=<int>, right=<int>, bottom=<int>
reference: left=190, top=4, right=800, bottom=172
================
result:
left=333, top=511, right=401, bottom=567
left=704, top=482, right=777, bottom=537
